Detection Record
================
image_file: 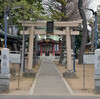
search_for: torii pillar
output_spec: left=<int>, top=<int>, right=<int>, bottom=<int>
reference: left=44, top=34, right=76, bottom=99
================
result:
left=66, top=26, right=72, bottom=71
left=28, top=26, right=34, bottom=70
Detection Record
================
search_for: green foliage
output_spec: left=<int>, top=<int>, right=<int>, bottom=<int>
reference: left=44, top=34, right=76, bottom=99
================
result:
left=0, top=0, right=47, bottom=32
left=0, top=0, right=4, bottom=24
left=48, top=6, right=65, bottom=21
left=56, top=0, right=67, bottom=4
left=45, top=0, right=67, bottom=21
left=10, top=0, right=46, bottom=21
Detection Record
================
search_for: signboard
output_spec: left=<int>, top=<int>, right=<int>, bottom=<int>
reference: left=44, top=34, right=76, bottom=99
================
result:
left=0, top=54, right=20, bottom=64
left=83, top=54, right=95, bottom=64
left=9, top=54, right=20, bottom=64
left=46, top=21, right=54, bottom=34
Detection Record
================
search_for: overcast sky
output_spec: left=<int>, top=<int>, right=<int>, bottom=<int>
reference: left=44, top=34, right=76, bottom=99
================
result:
left=89, top=0, right=100, bottom=11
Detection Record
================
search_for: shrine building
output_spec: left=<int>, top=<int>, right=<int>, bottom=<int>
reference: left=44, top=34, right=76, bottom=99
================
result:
left=37, top=35, right=61, bottom=56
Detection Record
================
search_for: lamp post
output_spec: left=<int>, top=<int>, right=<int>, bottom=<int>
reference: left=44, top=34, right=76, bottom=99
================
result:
left=4, top=6, right=25, bottom=73
left=4, top=6, right=22, bottom=48
left=81, top=7, right=97, bottom=49
left=4, top=8, right=11, bottom=48
left=4, top=10, right=7, bottom=48
left=73, top=35, right=75, bottom=72
left=21, top=9, right=25, bottom=72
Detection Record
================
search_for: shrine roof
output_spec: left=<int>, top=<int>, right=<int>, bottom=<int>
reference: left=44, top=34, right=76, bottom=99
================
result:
left=37, top=35, right=60, bottom=42
left=0, top=29, right=21, bottom=42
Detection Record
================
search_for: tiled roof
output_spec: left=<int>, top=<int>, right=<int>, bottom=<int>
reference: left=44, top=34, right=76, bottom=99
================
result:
left=37, top=35, right=60, bottom=42
left=0, top=29, right=20, bottom=40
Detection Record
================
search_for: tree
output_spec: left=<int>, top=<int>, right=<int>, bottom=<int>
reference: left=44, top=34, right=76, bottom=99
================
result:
left=43, top=0, right=91, bottom=21
left=0, top=0, right=47, bottom=32
left=97, top=6, right=100, bottom=48
left=11, top=0, right=46, bottom=21
left=78, top=0, right=88, bottom=64
left=43, top=0, right=91, bottom=64
left=42, top=0, right=66, bottom=21
left=88, top=5, right=100, bottom=50
left=88, top=18, right=95, bottom=52
left=97, top=5, right=100, bottom=34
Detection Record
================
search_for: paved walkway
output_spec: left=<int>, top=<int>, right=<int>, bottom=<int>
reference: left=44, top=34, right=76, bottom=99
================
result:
left=33, top=57, right=71, bottom=95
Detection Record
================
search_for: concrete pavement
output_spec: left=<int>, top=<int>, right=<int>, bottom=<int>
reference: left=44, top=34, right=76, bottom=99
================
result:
left=32, top=57, right=71, bottom=95
left=0, top=95, right=100, bottom=99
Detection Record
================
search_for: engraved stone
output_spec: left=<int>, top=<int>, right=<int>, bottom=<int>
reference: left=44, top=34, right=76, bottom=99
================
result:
left=1, top=48, right=9, bottom=74
left=95, top=49, right=100, bottom=74
left=94, top=49, right=100, bottom=93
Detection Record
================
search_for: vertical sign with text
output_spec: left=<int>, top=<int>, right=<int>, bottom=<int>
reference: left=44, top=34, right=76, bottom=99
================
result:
left=1, top=48, right=9, bottom=74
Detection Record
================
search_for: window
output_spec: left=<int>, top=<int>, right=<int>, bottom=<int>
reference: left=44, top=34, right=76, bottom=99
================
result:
left=37, top=44, right=41, bottom=51
left=57, top=44, right=59, bottom=51
left=54, top=44, right=59, bottom=51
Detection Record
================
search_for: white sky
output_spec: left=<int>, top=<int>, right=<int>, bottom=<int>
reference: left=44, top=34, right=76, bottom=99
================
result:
left=89, top=0, right=100, bottom=11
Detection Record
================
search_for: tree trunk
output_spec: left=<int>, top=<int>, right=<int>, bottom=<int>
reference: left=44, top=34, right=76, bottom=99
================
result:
left=78, top=0, right=88, bottom=64
left=61, top=3, right=67, bottom=21
left=59, top=2, right=67, bottom=63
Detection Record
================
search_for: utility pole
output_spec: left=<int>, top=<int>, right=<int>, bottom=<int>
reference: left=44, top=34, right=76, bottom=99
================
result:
left=21, top=7, right=25, bottom=73
left=4, top=8, right=11, bottom=48
left=73, top=35, right=75, bottom=72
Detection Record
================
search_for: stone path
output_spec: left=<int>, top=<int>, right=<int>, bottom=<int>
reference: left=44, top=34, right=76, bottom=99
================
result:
left=33, top=57, right=71, bottom=95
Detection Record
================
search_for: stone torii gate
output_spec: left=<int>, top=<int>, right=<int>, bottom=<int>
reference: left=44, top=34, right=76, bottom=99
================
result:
left=18, top=20, right=82, bottom=72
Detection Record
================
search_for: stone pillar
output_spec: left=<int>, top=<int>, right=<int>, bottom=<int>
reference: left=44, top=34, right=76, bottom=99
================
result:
left=1, top=48, right=9, bottom=74
left=0, top=48, right=10, bottom=92
left=63, top=27, right=76, bottom=78
left=28, top=26, right=34, bottom=70
left=94, top=49, right=100, bottom=93
left=63, top=27, right=76, bottom=77
left=66, top=27, right=72, bottom=71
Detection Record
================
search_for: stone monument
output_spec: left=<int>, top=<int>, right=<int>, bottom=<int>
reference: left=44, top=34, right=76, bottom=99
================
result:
left=94, top=49, right=100, bottom=93
left=0, top=48, right=10, bottom=92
